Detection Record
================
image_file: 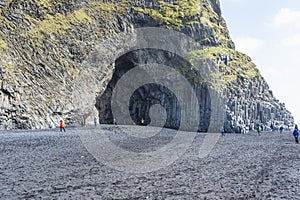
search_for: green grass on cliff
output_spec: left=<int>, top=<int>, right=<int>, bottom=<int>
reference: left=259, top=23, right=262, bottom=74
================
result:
left=0, top=39, right=7, bottom=55
left=0, top=0, right=131, bottom=89
left=133, top=0, right=231, bottom=46
left=0, top=40, right=7, bottom=48
left=23, top=10, right=93, bottom=41
left=20, top=1, right=128, bottom=45
left=0, top=0, right=257, bottom=91
left=134, top=0, right=208, bottom=29
left=187, top=47, right=260, bottom=87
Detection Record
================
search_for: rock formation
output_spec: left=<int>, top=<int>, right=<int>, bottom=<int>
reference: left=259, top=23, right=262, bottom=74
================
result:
left=0, top=0, right=294, bottom=131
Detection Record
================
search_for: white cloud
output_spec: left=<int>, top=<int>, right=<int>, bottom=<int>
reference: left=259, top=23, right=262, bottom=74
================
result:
left=272, top=8, right=300, bottom=29
left=281, top=34, right=300, bottom=47
left=234, top=37, right=264, bottom=54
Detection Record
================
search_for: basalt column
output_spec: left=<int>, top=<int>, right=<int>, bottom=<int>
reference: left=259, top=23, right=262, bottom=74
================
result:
left=96, top=49, right=212, bottom=132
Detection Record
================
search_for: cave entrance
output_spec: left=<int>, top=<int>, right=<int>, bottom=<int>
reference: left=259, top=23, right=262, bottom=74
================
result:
left=96, top=49, right=211, bottom=132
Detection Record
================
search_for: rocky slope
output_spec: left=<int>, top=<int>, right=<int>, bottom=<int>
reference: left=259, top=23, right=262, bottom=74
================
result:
left=0, top=0, right=294, bottom=131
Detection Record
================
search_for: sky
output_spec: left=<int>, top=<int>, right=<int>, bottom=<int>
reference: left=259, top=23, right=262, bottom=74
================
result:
left=220, top=0, right=300, bottom=123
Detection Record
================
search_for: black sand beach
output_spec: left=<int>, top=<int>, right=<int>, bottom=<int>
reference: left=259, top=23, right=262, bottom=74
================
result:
left=0, top=126, right=299, bottom=199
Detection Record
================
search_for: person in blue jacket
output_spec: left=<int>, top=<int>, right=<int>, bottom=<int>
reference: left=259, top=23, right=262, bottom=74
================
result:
left=220, top=126, right=225, bottom=136
left=293, top=125, right=299, bottom=144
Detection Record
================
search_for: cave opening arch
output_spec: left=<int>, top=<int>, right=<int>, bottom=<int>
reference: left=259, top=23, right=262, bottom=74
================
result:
left=95, top=49, right=212, bottom=132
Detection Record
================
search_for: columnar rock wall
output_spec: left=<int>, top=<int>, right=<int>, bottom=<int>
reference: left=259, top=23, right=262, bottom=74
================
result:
left=0, top=0, right=294, bottom=130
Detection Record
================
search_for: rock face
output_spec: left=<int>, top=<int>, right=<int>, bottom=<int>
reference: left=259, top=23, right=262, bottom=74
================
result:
left=0, top=0, right=294, bottom=131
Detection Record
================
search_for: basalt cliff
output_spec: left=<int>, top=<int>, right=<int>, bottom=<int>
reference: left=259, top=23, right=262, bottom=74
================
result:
left=0, top=0, right=294, bottom=131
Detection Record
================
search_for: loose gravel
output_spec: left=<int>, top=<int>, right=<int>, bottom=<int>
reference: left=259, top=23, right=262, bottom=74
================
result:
left=0, top=126, right=299, bottom=199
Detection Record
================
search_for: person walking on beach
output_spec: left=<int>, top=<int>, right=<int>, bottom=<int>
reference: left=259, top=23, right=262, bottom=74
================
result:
left=293, top=125, right=299, bottom=144
left=59, top=119, right=66, bottom=132
left=220, top=126, right=225, bottom=136
left=141, top=118, right=145, bottom=126
left=94, top=117, right=97, bottom=127
left=242, top=126, right=246, bottom=134
left=280, top=126, right=283, bottom=134
left=257, top=124, right=262, bottom=136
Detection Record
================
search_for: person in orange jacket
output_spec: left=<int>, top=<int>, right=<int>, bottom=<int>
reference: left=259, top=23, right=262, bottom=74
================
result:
left=60, top=119, right=66, bottom=132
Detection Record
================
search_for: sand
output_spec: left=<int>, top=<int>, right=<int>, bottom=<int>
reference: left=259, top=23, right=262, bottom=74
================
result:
left=0, top=126, right=299, bottom=199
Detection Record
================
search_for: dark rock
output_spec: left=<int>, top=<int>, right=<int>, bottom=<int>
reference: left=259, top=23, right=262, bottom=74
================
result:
left=0, top=0, right=294, bottom=131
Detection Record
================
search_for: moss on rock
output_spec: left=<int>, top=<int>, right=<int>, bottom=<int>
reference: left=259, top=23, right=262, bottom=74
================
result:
left=133, top=0, right=231, bottom=46
left=188, top=47, right=260, bottom=86
left=23, top=9, right=93, bottom=40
